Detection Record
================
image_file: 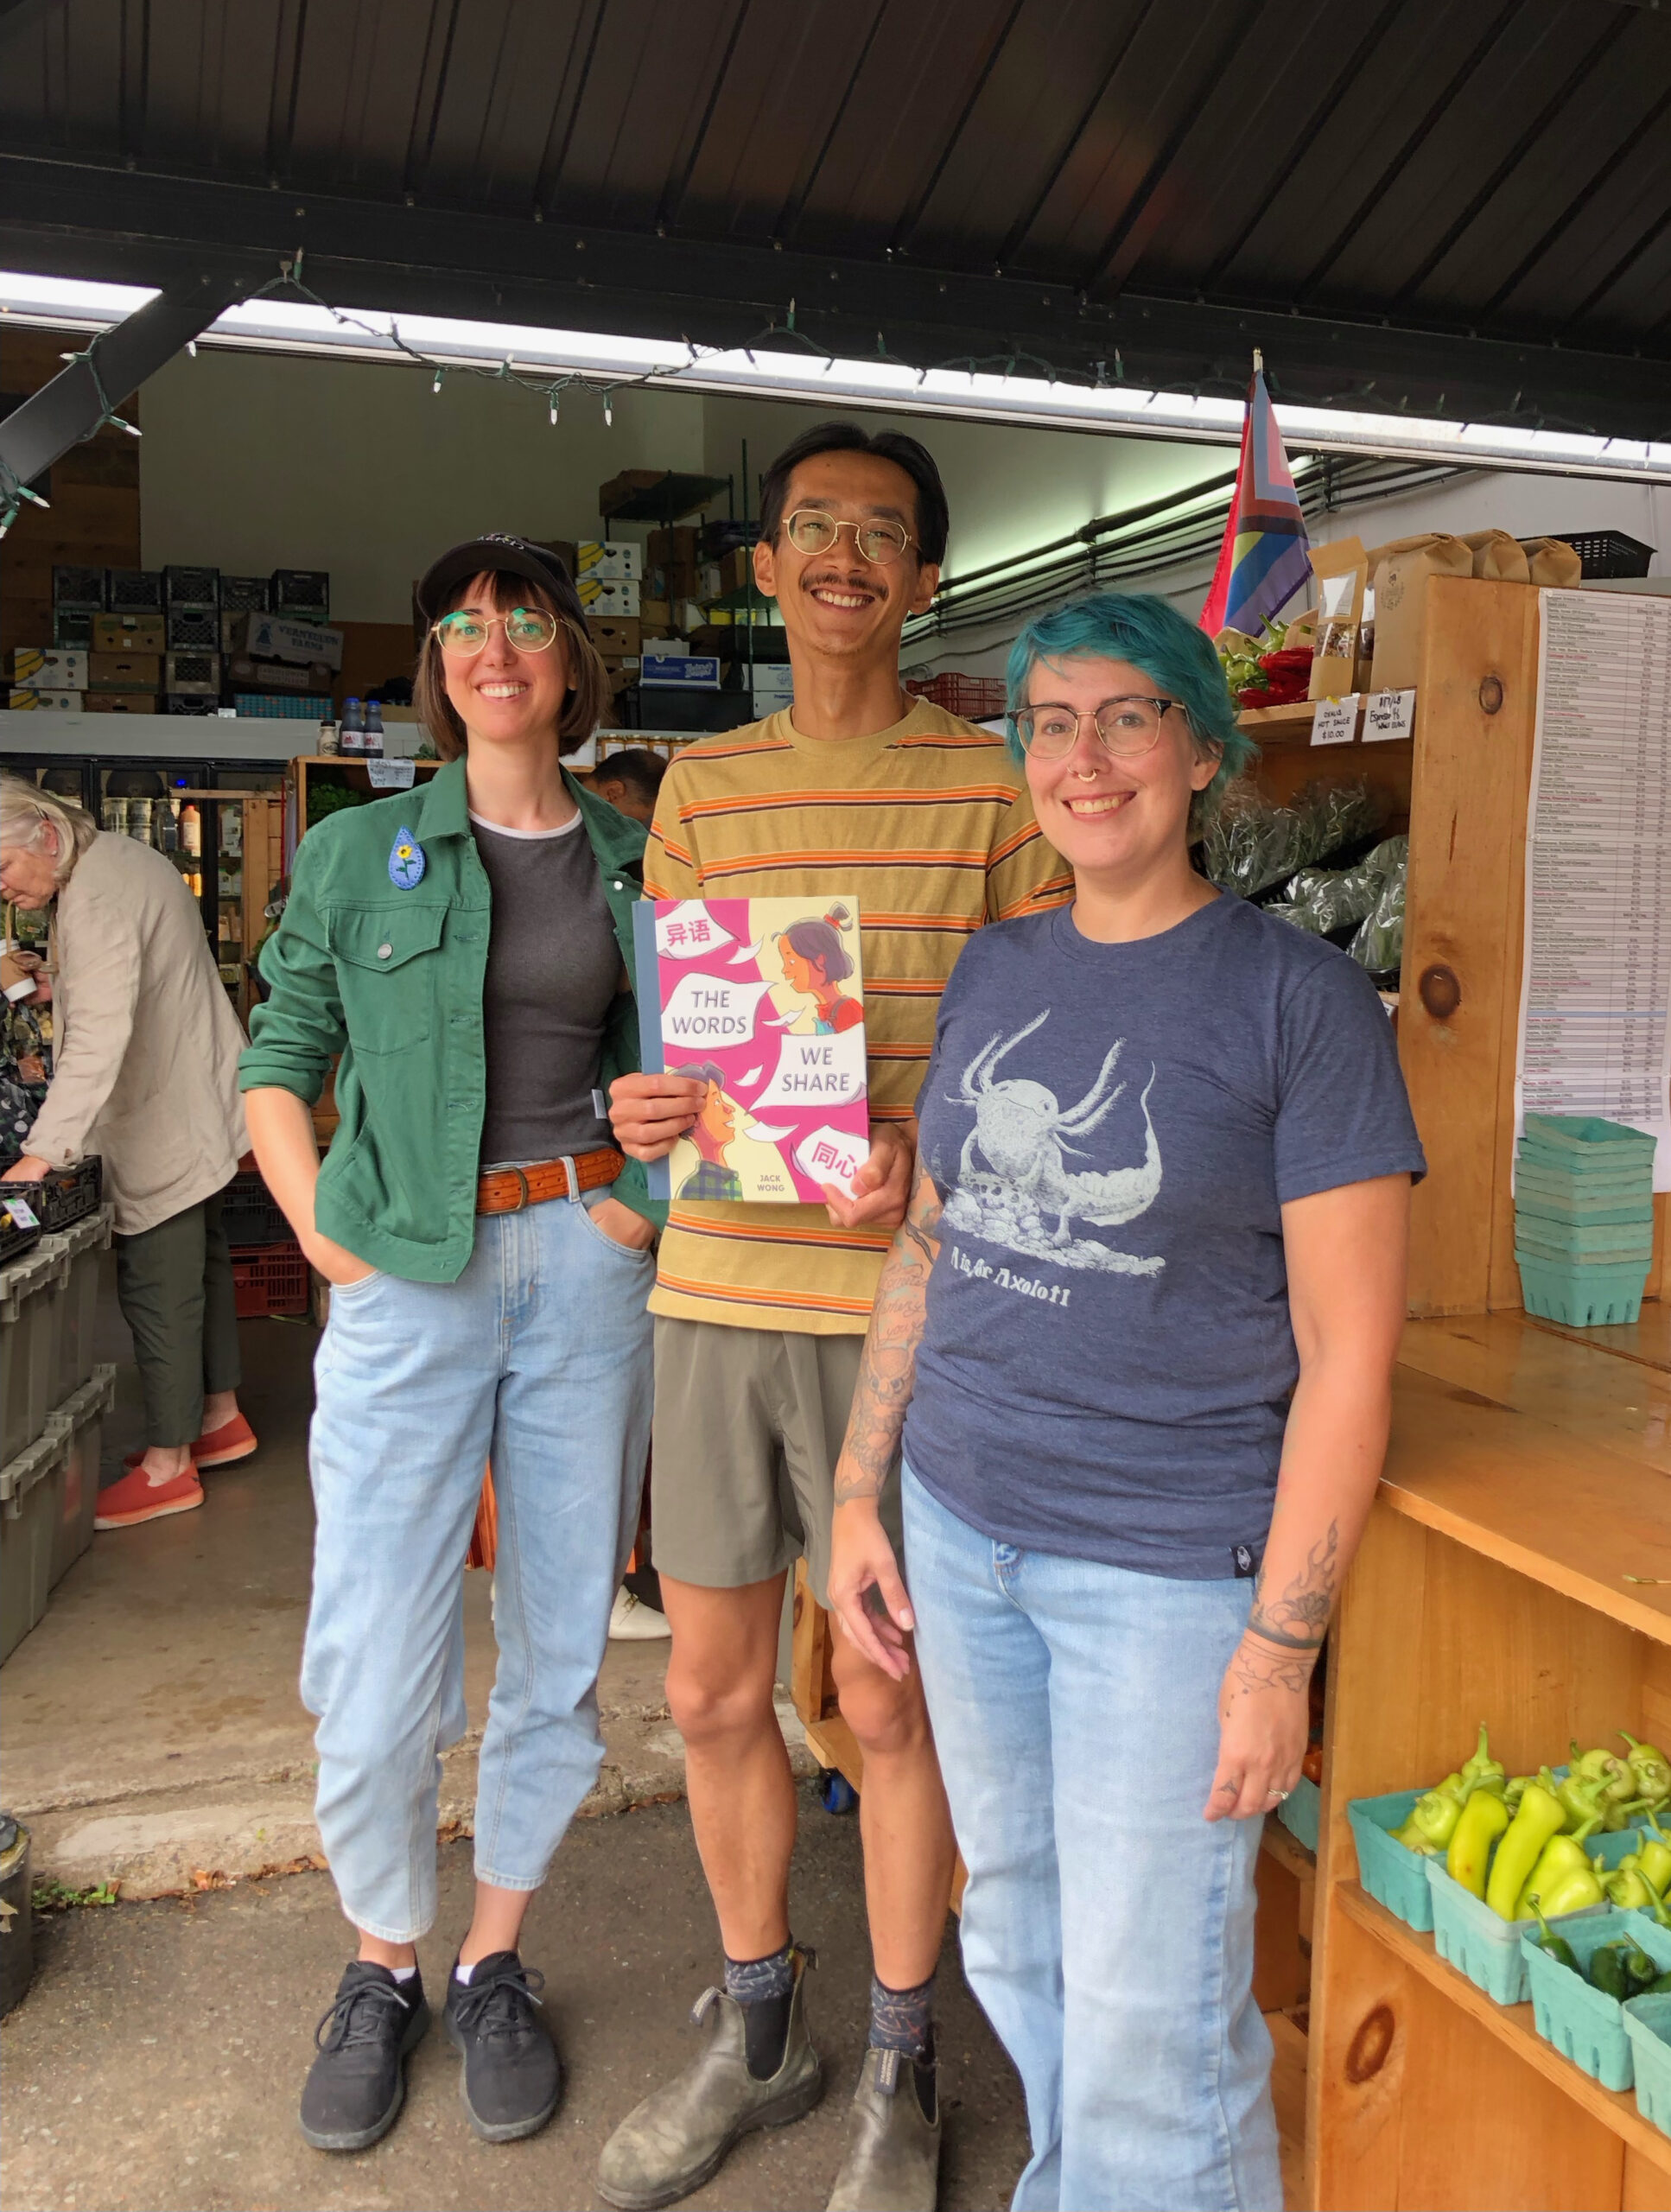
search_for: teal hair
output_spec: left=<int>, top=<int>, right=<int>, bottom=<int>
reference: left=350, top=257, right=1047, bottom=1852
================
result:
left=1005, top=591, right=1257, bottom=830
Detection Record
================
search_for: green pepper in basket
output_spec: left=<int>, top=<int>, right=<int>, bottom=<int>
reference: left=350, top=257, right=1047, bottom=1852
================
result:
left=1553, top=1764, right=1612, bottom=1834
left=1621, top=1732, right=1671, bottom=1803
left=1503, top=1774, right=1535, bottom=1811
left=1526, top=1901, right=1579, bottom=1974
left=1604, top=1795, right=1656, bottom=1834
left=1605, top=1852, right=1658, bottom=1911
left=1486, top=1778, right=1572, bottom=1919
left=1512, top=1817, right=1604, bottom=1920
left=1458, top=1722, right=1506, bottom=1797
left=1635, top=1865, right=1671, bottom=1931
left=1445, top=1784, right=1509, bottom=1898
left=1637, top=1808, right=1671, bottom=1894
left=1394, top=1771, right=1471, bottom=1854
left=1572, top=1740, right=1641, bottom=1811
left=1590, top=1943, right=1634, bottom=2002
left=1622, top=1941, right=1661, bottom=1996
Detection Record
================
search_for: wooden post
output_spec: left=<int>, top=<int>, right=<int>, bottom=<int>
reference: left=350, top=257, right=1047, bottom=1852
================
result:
left=1399, top=576, right=1541, bottom=1316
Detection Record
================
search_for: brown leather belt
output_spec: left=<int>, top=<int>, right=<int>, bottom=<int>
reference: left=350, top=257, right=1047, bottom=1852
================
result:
left=476, top=1149, right=626, bottom=1215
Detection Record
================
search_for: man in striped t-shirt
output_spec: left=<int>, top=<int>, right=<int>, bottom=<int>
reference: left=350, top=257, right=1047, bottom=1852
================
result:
left=602, top=425, right=1069, bottom=2212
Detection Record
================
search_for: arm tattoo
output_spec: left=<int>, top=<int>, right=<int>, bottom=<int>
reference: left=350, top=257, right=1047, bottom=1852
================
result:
left=834, top=1160, right=943, bottom=1503
left=1246, top=1521, right=1338, bottom=1653
left=1224, top=1637, right=1313, bottom=1700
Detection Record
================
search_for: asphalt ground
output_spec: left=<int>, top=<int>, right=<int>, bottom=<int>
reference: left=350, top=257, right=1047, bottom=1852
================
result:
left=3, top=1782, right=1032, bottom=2212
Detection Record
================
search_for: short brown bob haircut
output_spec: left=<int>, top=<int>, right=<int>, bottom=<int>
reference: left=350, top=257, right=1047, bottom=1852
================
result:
left=413, top=568, right=610, bottom=761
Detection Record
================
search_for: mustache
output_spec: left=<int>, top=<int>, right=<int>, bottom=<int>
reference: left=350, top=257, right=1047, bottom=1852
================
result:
left=799, top=570, right=883, bottom=594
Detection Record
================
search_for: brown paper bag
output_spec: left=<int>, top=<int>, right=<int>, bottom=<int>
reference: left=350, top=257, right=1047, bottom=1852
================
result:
left=1369, top=535, right=1473, bottom=691
left=1354, top=584, right=1377, bottom=692
left=1518, top=537, right=1584, bottom=588
left=1461, top=530, right=1531, bottom=583
left=1283, top=609, right=1318, bottom=652
left=1307, top=537, right=1369, bottom=699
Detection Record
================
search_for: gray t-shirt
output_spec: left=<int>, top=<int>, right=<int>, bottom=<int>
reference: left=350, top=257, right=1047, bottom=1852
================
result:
left=471, top=810, right=622, bottom=1168
left=904, top=896, right=1426, bottom=1579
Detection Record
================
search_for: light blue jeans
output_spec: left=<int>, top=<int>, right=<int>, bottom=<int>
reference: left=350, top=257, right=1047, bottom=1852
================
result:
left=903, top=1464, right=1281, bottom=2212
left=302, top=1197, right=654, bottom=1942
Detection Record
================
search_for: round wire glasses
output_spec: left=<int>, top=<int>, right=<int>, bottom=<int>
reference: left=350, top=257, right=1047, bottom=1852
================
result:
left=783, top=509, right=914, bottom=565
left=1011, top=696, right=1182, bottom=760
left=431, top=607, right=561, bottom=656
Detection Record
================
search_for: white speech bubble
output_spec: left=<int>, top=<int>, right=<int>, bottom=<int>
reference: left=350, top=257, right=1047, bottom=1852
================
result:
left=655, top=900, right=736, bottom=961
left=663, top=971, right=780, bottom=1049
left=740, top=1116, right=795, bottom=1143
left=753, top=1027, right=867, bottom=1110
left=727, top=937, right=766, bottom=967
left=793, top=1122, right=869, bottom=1194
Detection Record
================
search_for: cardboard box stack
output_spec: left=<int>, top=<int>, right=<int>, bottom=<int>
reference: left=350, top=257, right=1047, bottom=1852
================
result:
left=9, top=565, right=336, bottom=717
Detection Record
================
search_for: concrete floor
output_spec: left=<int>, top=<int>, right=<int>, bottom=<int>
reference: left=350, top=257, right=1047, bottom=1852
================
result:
left=2, top=1289, right=803, bottom=1896
left=2, top=1282, right=1307, bottom=2211
left=3, top=1789, right=1033, bottom=2212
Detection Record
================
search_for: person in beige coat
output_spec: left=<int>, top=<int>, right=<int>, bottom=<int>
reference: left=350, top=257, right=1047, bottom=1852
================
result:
left=0, top=773, right=256, bottom=1529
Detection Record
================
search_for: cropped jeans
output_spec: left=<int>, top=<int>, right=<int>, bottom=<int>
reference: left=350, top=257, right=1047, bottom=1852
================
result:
left=302, top=1196, right=653, bottom=1942
left=903, top=1463, right=1281, bottom=2212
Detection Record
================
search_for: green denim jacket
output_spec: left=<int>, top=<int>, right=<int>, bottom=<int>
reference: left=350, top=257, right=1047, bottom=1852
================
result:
left=238, top=758, right=664, bottom=1281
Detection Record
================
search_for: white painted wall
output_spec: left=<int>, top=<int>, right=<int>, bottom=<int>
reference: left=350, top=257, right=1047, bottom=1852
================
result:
left=696, top=393, right=1228, bottom=585
left=133, top=344, right=1665, bottom=671
left=138, top=346, right=706, bottom=623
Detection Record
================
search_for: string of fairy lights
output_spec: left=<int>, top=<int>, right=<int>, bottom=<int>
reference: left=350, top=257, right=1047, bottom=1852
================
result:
left=3, top=250, right=1638, bottom=544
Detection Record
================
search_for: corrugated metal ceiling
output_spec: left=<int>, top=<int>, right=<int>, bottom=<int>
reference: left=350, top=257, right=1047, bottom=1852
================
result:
left=0, top=0, right=1666, bottom=435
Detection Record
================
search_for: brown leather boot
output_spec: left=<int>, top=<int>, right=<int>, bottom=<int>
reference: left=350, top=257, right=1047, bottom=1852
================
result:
left=597, top=1956, right=823, bottom=2210
left=826, top=2047, right=941, bottom=2212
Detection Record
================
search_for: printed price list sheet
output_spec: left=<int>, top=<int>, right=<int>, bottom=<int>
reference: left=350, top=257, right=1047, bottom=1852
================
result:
left=1517, top=588, right=1671, bottom=1188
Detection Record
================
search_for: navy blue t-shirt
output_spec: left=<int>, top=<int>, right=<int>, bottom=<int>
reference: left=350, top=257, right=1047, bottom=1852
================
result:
left=902, top=896, right=1426, bottom=1579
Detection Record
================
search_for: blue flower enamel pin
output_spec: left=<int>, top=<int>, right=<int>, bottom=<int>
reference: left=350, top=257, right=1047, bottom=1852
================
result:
left=388, top=827, right=426, bottom=889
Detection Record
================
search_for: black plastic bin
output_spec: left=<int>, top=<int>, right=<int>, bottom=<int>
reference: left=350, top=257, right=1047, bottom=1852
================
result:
left=0, top=1203, right=41, bottom=1265
left=1550, top=531, right=1655, bottom=579
left=0, top=1156, right=102, bottom=1232
left=220, top=1169, right=291, bottom=1246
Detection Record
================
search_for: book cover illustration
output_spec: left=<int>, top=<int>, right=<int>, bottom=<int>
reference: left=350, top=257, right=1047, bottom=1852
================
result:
left=633, top=895, right=870, bottom=1204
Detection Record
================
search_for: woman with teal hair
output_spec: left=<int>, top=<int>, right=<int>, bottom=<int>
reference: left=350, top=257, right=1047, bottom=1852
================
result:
left=826, top=590, right=1424, bottom=2210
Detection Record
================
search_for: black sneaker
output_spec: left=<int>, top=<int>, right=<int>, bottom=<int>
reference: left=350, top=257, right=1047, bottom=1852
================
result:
left=299, top=1961, right=430, bottom=2152
left=443, top=1951, right=562, bottom=2142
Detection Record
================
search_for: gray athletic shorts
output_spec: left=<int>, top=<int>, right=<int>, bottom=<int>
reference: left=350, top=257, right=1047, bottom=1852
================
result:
left=650, top=1316, right=904, bottom=1608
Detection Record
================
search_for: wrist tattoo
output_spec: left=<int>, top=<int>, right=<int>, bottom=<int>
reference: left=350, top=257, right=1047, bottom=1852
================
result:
left=1247, top=1522, right=1337, bottom=1653
left=1225, top=1639, right=1312, bottom=1701
left=1244, top=1621, right=1325, bottom=1653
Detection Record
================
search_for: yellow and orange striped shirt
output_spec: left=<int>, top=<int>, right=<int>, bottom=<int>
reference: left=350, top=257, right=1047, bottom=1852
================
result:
left=642, top=696, right=1072, bottom=1332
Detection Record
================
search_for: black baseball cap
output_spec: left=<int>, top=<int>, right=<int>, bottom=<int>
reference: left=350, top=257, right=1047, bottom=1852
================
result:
left=415, top=533, right=588, bottom=627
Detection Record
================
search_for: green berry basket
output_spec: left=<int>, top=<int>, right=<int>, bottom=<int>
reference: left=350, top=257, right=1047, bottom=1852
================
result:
left=1345, top=1789, right=1433, bottom=1931
left=1277, top=1774, right=1321, bottom=1855
left=1426, top=1860, right=1609, bottom=2005
left=1522, top=1910, right=1671, bottom=2091
left=1623, top=1995, right=1671, bottom=2138
left=1515, top=1255, right=1650, bottom=1328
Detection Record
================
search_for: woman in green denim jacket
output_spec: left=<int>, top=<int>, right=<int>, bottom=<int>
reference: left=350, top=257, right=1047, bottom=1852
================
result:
left=240, top=537, right=664, bottom=2158
left=240, top=730, right=663, bottom=1279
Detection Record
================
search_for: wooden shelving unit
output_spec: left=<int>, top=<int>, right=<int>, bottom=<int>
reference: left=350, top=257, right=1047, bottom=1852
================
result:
left=1335, top=1883, right=1671, bottom=2177
left=1312, top=1310, right=1671, bottom=2210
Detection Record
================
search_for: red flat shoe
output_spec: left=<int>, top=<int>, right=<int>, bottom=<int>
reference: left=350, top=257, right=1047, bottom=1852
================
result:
left=95, top=1463, right=204, bottom=1529
left=191, top=1412, right=258, bottom=1467
left=124, top=1411, right=257, bottom=1472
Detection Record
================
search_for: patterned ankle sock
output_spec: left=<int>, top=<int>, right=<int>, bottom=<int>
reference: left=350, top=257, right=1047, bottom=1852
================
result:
left=724, top=1942, right=796, bottom=2080
left=868, top=1969, right=936, bottom=2063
